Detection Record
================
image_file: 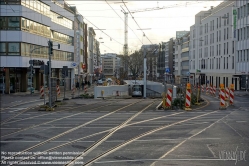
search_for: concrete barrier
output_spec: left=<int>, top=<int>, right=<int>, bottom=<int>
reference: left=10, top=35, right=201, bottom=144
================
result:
left=94, top=85, right=129, bottom=99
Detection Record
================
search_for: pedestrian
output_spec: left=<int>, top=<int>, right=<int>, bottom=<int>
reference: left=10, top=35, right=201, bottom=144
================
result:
left=87, top=81, right=90, bottom=87
left=76, top=81, right=79, bottom=90
left=81, top=81, right=84, bottom=90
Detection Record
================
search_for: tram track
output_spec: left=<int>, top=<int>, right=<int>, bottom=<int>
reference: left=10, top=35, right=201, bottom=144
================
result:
left=0, top=99, right=126, bottom=138
left=1, top=99, right=143, bottom=164
left=5, top=111, right=184, bottom=165
left=82, top=109, right=225, bottom=166
left=1, top=100, right=108, bottom=126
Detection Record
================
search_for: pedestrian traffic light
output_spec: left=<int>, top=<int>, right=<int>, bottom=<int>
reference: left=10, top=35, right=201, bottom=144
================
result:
left=48, top=40, right=53, bottom=55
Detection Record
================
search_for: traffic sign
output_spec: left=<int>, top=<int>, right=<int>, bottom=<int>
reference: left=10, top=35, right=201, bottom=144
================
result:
left=165, top=68, right=170, bottom=73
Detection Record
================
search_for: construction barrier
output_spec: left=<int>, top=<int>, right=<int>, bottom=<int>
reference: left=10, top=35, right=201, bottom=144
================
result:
left=71, top=86, right=75, bottom=95
left=40, top=86, right=44, bottom=99
left=206, top=85, right=209, bottom=95
left=195, top=85, right=201, bottom=105
left=210, top=85, right=213, bottom=96
left=219, top=84, right=226, bottom=109
left=225, top=87, right=229, bottom=100
left=201, top=85, right=204, bottom=93
left=213, top=86, right=216, bottom=97
left=229, top=84, right=234, bottom=105
left=185, top=83, right=192, bottom=110
left=56, top=85, right=60, bottom=97
left=166, top=89, right=172, bottom=108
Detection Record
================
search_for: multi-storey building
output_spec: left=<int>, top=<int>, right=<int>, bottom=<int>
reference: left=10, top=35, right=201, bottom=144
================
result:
left=69, top=6, right=85, bottom=83
left=87, top=27, right=95, bottom=83
left=189, top=1, right=239, bottom=89
left=0, top=0, right=75, bottom=93
left=164, top=39, right=174, bottom=82
left=236, top=0, right=249, bottom=90
left=173, top=31, right=190, bottom=84
left=101, top=53, right=120, bottom=79
left=141, top=44, right=159, bottom=81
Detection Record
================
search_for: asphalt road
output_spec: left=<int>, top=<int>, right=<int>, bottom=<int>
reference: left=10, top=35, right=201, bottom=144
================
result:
left=0, top=93, right=248, bottom=166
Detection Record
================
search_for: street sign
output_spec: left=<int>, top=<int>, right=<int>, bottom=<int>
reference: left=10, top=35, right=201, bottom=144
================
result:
left=165, top=68, right=170, bottom=73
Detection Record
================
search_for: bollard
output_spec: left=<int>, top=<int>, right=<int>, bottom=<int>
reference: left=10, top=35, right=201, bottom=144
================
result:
left=229, top=84, right=234, bottom=105
left=206, top=84, right=209, bottom=95
left=185, top=83, right=192, bottom=111
left=101, top=90, right=104, bottom=99
left=166, top=89, right=173, bottom=108
left=213, top=86, right=216, bottom=97
left=56, top=85, right=60, bottom=97
left=219, top=84, right=226, bottom=110
left=40, top=86, right=44, bottom=99
left=225, top=87, right=230, bottom=101
left=195, top=85, right=201, bottom=105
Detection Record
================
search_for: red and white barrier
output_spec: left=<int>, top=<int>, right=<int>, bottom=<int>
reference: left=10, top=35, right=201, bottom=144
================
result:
left=72, top=86, right=75, bottom=95
left=40, top=86, right=44, bottom=99
left=229, top=88, right=234, bottom=105
left=201, top=85, right=204, bottom=92
left=225, top=87, right=229, bottom=100
left=213, top=86, right=216, bottom=96
left=185, top=88, right=191, bottom=108
left=56, top=85, right=60, bottom=96
left=220, top=86, right=226, bottom=109
left=166, top=89, right=172, bottom=107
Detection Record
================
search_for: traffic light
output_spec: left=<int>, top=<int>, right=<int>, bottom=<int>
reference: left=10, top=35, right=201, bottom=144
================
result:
left=48, top=40, right=53, bottom=55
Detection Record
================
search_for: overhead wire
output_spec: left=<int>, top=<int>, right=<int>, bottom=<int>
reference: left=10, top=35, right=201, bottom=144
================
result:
left=104, top=0, right=143, bottom=45
left=122, top=0, right=153, bottom=45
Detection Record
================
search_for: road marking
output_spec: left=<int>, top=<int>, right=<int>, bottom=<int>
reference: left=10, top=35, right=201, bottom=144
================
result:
left=236, top=121, right=247, bottom=123
left=95, top=158, right=236, bottom=164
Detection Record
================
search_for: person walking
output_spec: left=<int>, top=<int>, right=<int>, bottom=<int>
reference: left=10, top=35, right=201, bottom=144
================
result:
left=81, top=81, right=84, bottom=90
left=76, top=81, right=79, bottom=90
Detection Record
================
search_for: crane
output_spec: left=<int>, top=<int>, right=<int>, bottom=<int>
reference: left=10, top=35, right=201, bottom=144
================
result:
left=120, top=1, right=206, bottom=57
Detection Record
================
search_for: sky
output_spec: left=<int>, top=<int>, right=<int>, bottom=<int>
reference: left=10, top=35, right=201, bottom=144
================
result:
left=67, top=0, right=223, bottom=55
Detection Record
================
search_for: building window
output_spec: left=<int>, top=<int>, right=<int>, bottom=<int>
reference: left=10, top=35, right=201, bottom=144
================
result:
left=216, top=58, right=218, bottom=69
left=217, top=18, right=218, bottom=29
left=217, top=45, right=218, bottom=56
left=238, top=8, right=240, bottom=19
left=232, top=56, right=234, bottom=69
left=238, top=29, right=240, bottom=41
left=227, top=42, right=228, bottom=54
left=219, top=58, right=220, bottom=69
left=224, top=14, right=226, bottom=26
left=219, top=30, right=221, bottom=41
left=227, top=13, right=229, bottom=25
left=224, top=28, right=226, bottom=40
left=232, top=41, right=234, bottom=53
left=219, top=16, right=221, bottom=27
left=219, top=44, right=221, bottom=55
left=224, top=43, right=226, bottom=55
left=227, top=57, right=228, bottom=69
left=217, top=31, right=218, bottom=42
left=6, top=43, right=20, bottom=56
left=244, top=27, right=246, bottom=40
left=227, top=27, right=229, bottom=39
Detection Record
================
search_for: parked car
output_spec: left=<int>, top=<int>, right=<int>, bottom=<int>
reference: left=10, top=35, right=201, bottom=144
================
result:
left=107, top=78, right=112, bottom=82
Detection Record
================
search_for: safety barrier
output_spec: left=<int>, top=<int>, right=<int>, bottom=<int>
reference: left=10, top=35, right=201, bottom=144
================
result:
left=40, top=86, right=44, bottom=99
left=225, top=87, right=229, bottom=100
left=166, top=89, right=172, bottom=108
left=185, top=83, right=192, bottom=111
left=201, top=85, right=204, bottom=93
left=213, top=86, right=216, bottom=97
left=206, top=85, right=209, bottom=95
left=219, top=84, right=226, bottom=109
left=56, top=85, right=60, bottom=97
left=229, top=84, right=234, bottom=105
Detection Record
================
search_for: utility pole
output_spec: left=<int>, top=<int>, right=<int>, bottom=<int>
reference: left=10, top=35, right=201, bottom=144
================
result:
left=121, top=6, right=128, bottom=57
left=48, top=40, right=53, bottom=108
left=143, top=49, right=147, bottom=99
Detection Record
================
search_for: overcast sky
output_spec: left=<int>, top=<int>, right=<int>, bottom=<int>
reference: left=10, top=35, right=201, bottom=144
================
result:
left=68, top=0, right=223, bottom=55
